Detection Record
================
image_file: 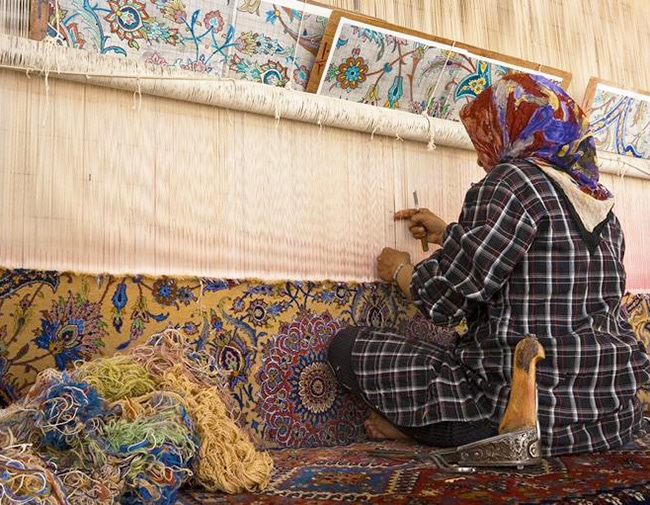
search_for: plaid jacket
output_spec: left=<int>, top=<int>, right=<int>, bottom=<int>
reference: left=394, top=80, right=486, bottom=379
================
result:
left=407, top=160, right=650, bottom=456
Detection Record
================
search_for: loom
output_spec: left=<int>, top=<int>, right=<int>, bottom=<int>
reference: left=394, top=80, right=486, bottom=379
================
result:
left=0, top=0, right=649, bottom=289
left=1, top=0, right=650, bottom=503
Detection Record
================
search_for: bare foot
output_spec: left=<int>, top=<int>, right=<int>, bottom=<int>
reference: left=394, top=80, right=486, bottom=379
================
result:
left=364, top=411, right=412, bottom=441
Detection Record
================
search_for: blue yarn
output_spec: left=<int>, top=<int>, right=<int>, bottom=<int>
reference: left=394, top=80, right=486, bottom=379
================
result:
left=4, top=368, right=208, bottom=505
left=38, top=374, right=107, bottom=450
left=118, top=438, right=195, bottom=505
left=122, top=439, right=149, bottom=452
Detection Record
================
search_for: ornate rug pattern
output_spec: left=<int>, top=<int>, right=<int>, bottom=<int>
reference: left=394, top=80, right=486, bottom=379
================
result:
left=1, top=269, right=650, bottom=503
left=177, top=436, right=650, bottom=504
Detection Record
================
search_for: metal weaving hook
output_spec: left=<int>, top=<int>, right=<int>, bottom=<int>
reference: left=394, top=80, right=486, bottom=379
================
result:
left=367, top=446, right=477, bottom=474
left=368, top=426, right=540, bottom=473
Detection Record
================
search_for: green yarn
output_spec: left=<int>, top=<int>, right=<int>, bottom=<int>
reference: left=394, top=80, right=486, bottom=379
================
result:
left=74, top=355, right=158, bottom=402
left=0, top=329, right=272, bottom=504
left=104, top=411, right=194, bottom=453
left=102, top=397, right=197, bottom=481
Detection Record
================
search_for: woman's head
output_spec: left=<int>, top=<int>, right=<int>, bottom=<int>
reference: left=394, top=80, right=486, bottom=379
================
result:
left=459, top=73, right=609, bottom=200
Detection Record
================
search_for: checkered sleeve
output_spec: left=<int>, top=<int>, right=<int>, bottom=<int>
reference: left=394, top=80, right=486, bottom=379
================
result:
left=411, top=178, right=538, bottom=326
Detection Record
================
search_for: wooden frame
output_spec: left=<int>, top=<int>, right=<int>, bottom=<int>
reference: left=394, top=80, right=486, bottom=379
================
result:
left=582, top=77, right=650, bottom=115
left=28, top=0, right=48, bottom=41
left=582, top=77, right=650, bottom=159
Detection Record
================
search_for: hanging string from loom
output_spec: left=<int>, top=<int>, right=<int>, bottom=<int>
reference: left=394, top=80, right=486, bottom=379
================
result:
left=399, top=37, right=457, bottom=151
left=422, top=41, right=456, bottom=117
left=0, top=0, right=28, bottom=38
left=392, top=40, right=457, bottom=248
left=1, top=1, right=649, bottom=282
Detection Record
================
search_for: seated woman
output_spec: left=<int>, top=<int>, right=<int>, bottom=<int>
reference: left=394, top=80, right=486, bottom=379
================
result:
left=327, top=73, right=650, bottom=457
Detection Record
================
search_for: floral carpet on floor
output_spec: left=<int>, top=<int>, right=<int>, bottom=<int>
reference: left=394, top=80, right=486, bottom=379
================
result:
left=177, top=431, right=650, bottom=504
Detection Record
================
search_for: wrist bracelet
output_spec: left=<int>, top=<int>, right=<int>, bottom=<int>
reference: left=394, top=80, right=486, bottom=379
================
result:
left=391, top=262, right=407, bottom=283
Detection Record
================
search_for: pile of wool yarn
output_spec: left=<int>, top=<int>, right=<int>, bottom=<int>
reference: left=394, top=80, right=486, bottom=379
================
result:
left=0, top=329, right=274, bottom=504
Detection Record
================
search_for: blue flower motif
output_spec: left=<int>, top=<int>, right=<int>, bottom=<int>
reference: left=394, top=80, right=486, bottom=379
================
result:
left=33, top=295, right=107, bottom=370
left=385, top=76, right=404, bottom=108
left=177, top=287, right=196, bottom=305
left=202, top=279, right=229, bottom=292
left=383, top=62, right=392, bottom=73
left=346, top=65, right=359, bottom=82
left=293, top=65, right=309, bottom=86
left=210, top=312, right=224, bottom=332
left=34, top=320, right=82, bottom=369
left=111, top=282, right=128, bottom=311
left=455, top=61, right=492, bottom=100
left=336, top=56, right=368, bottom=90
left=152, top=278, right=177, bottom=306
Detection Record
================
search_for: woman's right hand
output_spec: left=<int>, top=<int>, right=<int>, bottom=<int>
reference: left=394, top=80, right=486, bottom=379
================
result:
left=395, top=208, right=447, bottom=246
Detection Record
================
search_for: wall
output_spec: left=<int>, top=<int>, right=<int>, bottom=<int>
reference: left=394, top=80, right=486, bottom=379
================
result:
left=319, top=0, right=650, bottom=97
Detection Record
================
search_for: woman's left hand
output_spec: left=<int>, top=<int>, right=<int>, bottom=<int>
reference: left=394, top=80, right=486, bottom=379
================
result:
left=377, top=247, right=411, bottom=283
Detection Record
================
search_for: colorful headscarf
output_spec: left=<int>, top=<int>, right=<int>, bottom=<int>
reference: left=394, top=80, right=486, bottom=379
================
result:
left=459, top=73, right=612, bottom=202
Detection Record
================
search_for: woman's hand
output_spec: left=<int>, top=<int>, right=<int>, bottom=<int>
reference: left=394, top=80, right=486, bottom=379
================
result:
left=394, top=208, right=447, bottom=246
left=377, top=247, right=411, bottom=283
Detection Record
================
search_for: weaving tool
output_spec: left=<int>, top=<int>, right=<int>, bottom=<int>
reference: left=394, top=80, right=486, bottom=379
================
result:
left=368, top=336, right=545, bottom=472
left=412, top=191, right=430, bottom=252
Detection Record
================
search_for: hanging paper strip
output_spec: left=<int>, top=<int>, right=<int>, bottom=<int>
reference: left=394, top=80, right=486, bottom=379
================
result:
left=583, top=78, right=650, bottom=160
left=31, top=0, right=330, bottom=90
left=306, top=12, right=571, bottom=122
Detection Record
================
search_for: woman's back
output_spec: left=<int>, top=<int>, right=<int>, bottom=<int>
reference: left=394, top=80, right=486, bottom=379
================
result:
left=456, top=160, right=650, bottom=455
